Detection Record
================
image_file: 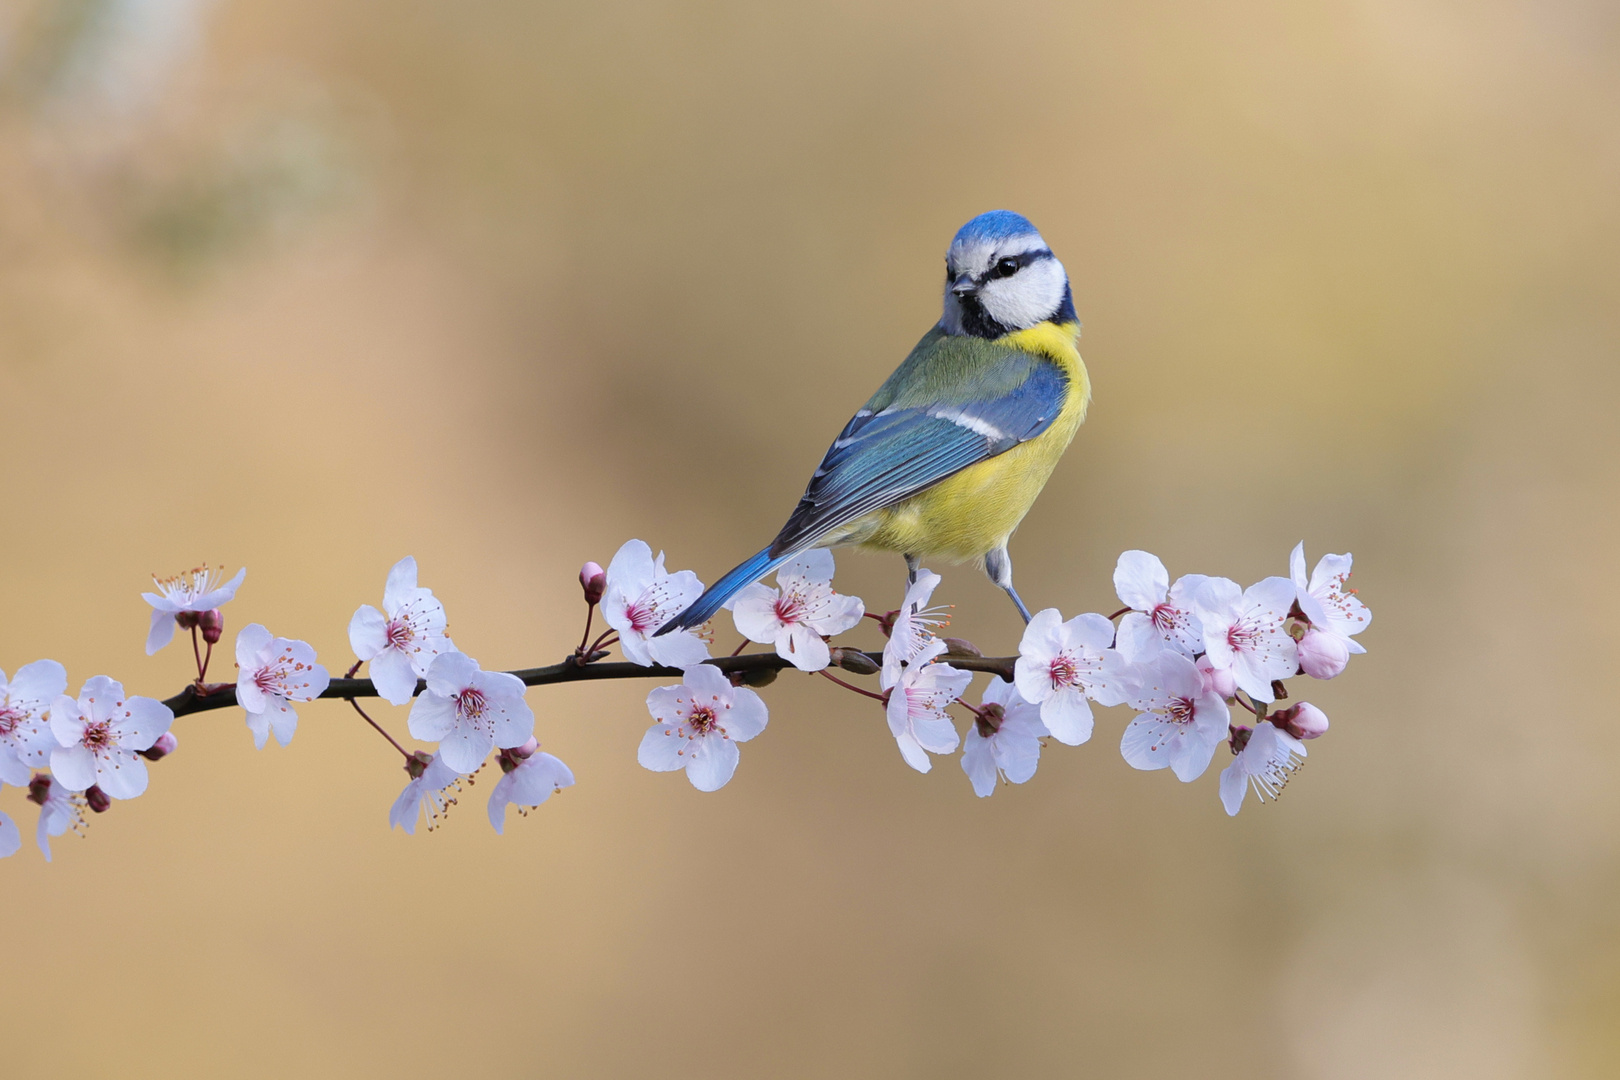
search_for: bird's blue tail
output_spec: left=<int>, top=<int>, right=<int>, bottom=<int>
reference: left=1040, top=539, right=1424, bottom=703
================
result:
left=656, top=546, right=786, bottom=635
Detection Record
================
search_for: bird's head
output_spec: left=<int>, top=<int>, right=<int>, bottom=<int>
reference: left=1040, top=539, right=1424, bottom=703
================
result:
left=940, top=210, right=1076, bottom=339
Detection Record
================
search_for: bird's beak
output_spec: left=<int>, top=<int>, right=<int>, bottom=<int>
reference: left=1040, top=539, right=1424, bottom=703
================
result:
left=950, top=273, right=978, bottom=296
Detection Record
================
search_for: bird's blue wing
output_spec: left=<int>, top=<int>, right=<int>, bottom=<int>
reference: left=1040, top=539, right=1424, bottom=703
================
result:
left=767, top=355, right=1068, bottom=557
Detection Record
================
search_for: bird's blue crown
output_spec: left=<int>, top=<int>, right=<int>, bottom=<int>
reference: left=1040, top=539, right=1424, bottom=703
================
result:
left=951, top=210, right=1041, bottom=249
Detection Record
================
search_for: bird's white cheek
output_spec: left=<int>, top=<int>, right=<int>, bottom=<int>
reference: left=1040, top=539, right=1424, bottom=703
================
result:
left=980, top=262, right=1066, bottom=330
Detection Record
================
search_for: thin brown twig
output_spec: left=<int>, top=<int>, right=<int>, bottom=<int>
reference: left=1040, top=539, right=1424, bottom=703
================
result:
left=818, top=669, right=887, bottom=702
left=348, top=699, right=412, bottom=760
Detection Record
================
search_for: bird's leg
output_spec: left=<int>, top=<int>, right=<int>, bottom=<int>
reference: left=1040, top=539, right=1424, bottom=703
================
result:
left=985, top=546, right=1033, bottom=624
left=904, top=553, right=920, bottom=586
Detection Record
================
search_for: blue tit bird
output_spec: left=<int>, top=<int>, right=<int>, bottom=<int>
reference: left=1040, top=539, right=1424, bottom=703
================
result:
left=659, top=209, right=1088, bottom=633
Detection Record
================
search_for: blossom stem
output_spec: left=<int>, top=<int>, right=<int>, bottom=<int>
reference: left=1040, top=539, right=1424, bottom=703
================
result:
left=575, top=605, right=596, bottom=660
left=954, top=697, right=991, bottom=720
left=199, top=640, right=213, bottom=683
left=160, top=650, right=1019, bottom=719
left=1233, top=692, right=1266, bottom=719
left=1107, top=607, right=1131, bottom=621
left=817, top=669, right=888, bottom=702
left=190, top=626, right=205, bottom=685
left=347, top=699, right=412, bottom=761
left=730, top=639, right=750, bottom=657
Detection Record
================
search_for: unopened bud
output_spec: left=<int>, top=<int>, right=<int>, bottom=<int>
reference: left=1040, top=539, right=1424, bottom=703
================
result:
left=139, top=731, right=179, bottom=761
left=405, top=750, right=434, bottom=780
left=199, top=608, right=225, bottom=644
left=1228, top=724, right=1253, bottom=754
left=942, top=637, right=982, bottom=658
left=85, top=785, right=112, bottom=814
left=579, top=562, right=607, bottom=606
left=734, top=665, right=779, bottom=688
left=1198, top=656, right=1237, bottom=700
left=1297, top=628, right=1349, bottom=680
left=175, top=610, right=201, bottom=631
left=831, top=648, right=880, bottom=676
left=1273, top=702, right=1329, bottom=740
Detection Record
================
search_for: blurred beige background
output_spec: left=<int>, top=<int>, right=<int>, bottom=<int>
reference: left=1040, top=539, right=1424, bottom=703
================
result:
left=2, top=0, right=1618, bottom=1076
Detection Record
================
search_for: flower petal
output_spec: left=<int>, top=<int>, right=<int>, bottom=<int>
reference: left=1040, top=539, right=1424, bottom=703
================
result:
left=8, top=660, right=67, bottom=706
left=194, top=567, right=247, bottom=610
left=407, top=691, right=458, bottom=742
left=1114, top=550, right=1169, bottom=611
left=780, top=623, right=830, bottom=672
left=684, top=733, right=740, bottom=792
left=145, top=608, right=177, bottom=656
left=961, top=731, right=998, bottom=797
left=721, top=686, right=769, bottom=742
left=94, top=748, right=148, bottom=799
left=1039, top=689, right=1094, bottom=746
left=637, top=722, right=688, bottom=772
left=382, top=557, right=420, bottom=614
left=112, top=697, right=173, bottom=751
left=370, top=648, right=420, bottom=706
left=348, top=605, right=388, bottom=662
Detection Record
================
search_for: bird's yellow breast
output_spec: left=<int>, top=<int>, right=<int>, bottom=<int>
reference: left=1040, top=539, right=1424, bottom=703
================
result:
left=846, top=321, right=1089, bottom=561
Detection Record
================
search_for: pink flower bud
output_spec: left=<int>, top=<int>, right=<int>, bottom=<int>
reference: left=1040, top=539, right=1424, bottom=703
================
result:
left=1198, top=656, right=1237, bottom=699
left=1273, top=702, right=1329, bottom=740
left=175, top=610, right=201, bottom=631
left=498, top=736, right=541, bottom=773
left=1297, top=628, right=1349, bottom=679
left=579, top=562, right=606, bottom=606
left=85, top=785, right=112, bottom=814
left=199, top=608, right=225, bottom=645
left=139, top=731, right=179, bottom=761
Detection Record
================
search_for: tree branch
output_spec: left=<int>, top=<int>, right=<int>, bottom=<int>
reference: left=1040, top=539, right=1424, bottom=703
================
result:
left=160, top=650, right=1019, bottom=719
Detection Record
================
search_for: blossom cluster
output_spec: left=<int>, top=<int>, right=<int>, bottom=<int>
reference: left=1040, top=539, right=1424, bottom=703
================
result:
left=0, top=534, right=1368, bottom=862
left=622, top=539, right=1368, bottom=815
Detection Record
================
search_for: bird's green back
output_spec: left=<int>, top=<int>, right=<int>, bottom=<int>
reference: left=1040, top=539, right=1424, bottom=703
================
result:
left=865, top=327, right=1055, bottom=414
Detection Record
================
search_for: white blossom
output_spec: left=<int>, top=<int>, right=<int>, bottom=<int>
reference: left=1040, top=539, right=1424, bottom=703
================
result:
left=1195, top=577, right=1298, bottom=703
left=488, top=750, right=575, bottom=833
left=601, top=540, right=710, bottom=668
left=49, top=676, right=173, bottom=799
left=0, top=812, right=18, bottom=859
left=0, top=660, right=68, bottom=781
left=1119, top=652, right=1231, bottom=782
left=1013, top=608, right=1132, bottom=745
left=1219, top=721, right=1307, bottom=816
left=143, top=565, right=246, bottom=655
left=961, top=676, right=1047, bottom=797
left=1112, top=551, right=1207, bottom=662
left=638, top=663, right=768, bottom=791
left=884, top=637, right=971, bottom=774
left=408, top=652, right=534, bottom=775
left=235, top=625, right=331, bottom=750
left=730, top=549, right=863, bottom=672
left=348, top=556, right=456, bottom=706
left=389, top=753, right=462, bottom=835
left=881, top=569, right=951, bottom=686
left=1290, top=543, right=1371, bottom=653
